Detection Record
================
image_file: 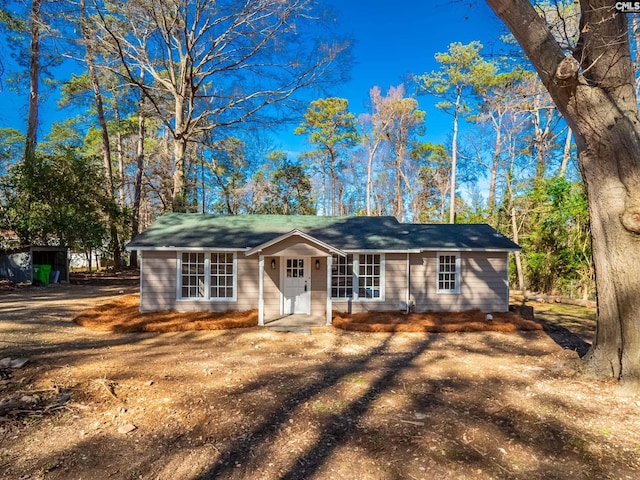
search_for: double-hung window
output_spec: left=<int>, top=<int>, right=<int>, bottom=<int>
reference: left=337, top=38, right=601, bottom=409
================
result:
left=210, top=253, right=234, bottom=299
left=437, top=252, right=460, bottom=294
left=179, top=252, right=236, bottom=300
left=359, top=254, right=381, bottom=299
left=331, top=253, right=383, bottom=300
left=181, top=253, right=205, bottom=298
left=331, top=254, right=353, bottom=298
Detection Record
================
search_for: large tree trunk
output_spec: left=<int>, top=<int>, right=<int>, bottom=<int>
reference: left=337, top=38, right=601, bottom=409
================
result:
left=511, top=206, right=525, bottom=291
left=366, top=146, right=376, bottom=216
left=81, top=0, right=121, bottom=268
left=487, top=113, right=502, bottom=214
left=329, top=150, right=336, bottom=216
left=486, top=0, right=640, bottom=382
left=113, top=103, right=126, bottom=209
left=172, top=94, right=187, bottom=212
left=394, top=148, right=403, bottom=221
left=25, top=0, right=40, bottom=165
left=130, top=93, right=146, bottom=269
left=579, top=121, right=640, bottom=379
left=172, top=137, right=187, bottom=212
left=449, top=91, right=461, bottom=224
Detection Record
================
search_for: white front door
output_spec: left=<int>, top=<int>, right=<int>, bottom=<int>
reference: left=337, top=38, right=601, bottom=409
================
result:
left=282, top=257, right=311, bottom=315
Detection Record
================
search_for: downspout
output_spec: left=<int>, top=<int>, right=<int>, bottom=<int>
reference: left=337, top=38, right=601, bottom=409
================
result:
left=506, top=252, right=511, bottom=312
left=406, top=252, right=411, bottom=314
left=258, top=255, right=265, bottom=326
left=138, top=252, right=143, bottom=313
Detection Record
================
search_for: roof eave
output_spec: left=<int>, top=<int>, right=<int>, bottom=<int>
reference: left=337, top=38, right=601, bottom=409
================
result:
left=125, top=245, right=250, bottom=252
left=419, top=247, right=521, bottom=252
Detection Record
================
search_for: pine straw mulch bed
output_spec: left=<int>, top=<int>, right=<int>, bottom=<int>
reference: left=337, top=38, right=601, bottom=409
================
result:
left=73, top=294, right=258, bottom=333
left=333, top=309, right=542, bottom=333
left=74, top=294, right=541, bottom=334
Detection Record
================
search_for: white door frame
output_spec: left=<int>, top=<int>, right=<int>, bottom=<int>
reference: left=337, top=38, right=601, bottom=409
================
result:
left=280, top=256, right=311, bottom=315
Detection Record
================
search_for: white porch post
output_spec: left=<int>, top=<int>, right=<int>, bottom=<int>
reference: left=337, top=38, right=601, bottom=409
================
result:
left=326, top=255, right=333, bottom=325
left=258, top=255, right=265, bottom=326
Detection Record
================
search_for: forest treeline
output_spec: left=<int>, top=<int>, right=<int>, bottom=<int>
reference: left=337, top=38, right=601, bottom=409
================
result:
left=2, top=0, right=632, bottom=300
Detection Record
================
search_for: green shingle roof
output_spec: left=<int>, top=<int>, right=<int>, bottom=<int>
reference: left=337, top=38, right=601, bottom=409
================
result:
left=128, top=214, right=520, bottom=252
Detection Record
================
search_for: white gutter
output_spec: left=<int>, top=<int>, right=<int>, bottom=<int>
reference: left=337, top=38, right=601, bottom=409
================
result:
left=126, top=246, right=250, bottom=252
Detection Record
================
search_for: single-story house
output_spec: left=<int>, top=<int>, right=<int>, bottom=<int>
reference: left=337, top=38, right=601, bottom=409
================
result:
left=127, top=214, right=520, bottom=325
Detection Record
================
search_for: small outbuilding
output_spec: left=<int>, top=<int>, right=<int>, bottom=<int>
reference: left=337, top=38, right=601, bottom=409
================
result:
left=0, top=246, right=69, bottom=284
left=128, top=214, right=520, bottom=325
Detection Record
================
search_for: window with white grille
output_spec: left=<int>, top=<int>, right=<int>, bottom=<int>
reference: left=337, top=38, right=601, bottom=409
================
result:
left=211, top=253, right=235, bottom=299
left=437, top=253, right=460, bottom=294
left=286, top=258, right=304, bottom=278
left=179, top=252, right=236, bottom=300
left=358, top=254, right=381, bottom=299
left=330, top=254, right=383, bottom=300
left=181, top=252, right=205, bottom=298
left=331, top=254, right=353, bottom=298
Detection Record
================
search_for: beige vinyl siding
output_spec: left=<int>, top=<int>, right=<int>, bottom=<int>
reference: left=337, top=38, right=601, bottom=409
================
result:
left=260, top=236, right=332, bottom=258
left=311, top=256, right=327, bottom=317
left=263, top=256, right=280, bottom=318
left=140, top=252, right=260, bottom=313
left=333, top=253, right=407, bottom=314
left=140, top=251, right=178, bottom=312
left=139, top=248, right=510, bottom=315
left=411, top=251, right=509, bottom=312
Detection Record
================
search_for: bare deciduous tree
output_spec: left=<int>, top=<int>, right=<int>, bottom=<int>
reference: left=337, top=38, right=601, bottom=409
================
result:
left=96, top=0, right=349, bottom=212
left=373, top=84, right=424, bottom=221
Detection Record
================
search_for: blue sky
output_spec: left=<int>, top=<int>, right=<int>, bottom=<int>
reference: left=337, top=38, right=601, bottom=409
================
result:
left=0, top=1, right=511, bottom=158
left=282, top=0, right=510, bottom=154
left=335, top=0, right=504, bottom=106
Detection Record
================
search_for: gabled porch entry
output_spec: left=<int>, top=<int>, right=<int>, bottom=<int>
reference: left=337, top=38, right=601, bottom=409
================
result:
left=245, top=229, right=346, bottom=326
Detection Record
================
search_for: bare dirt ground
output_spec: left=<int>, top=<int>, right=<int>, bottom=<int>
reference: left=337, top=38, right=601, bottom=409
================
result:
left=1, top=277, right=639, bottom=480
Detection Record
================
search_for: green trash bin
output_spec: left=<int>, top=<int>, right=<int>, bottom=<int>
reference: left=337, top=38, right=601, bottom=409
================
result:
left=33, top=264, right=41, bottom=284
left=39, top=265, right=51, bottom=285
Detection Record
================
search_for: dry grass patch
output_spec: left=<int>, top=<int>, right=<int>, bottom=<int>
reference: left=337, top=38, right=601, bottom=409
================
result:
left=73, top=294, right=257, bottom=333
left=333, top=309, right=542, bottom=333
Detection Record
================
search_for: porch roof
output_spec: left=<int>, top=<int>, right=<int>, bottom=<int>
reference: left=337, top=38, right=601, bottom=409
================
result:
left=244, top=229, right=347, bottom=257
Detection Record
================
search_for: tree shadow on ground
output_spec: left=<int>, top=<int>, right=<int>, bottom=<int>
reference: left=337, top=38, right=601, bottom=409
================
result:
left=9, top=328, right=639, bottom=480
left=511, top=298, right=593, bottom=358
left=539, top=321, right=591, bottom=357
left=194, top=334, right=435, bottom=479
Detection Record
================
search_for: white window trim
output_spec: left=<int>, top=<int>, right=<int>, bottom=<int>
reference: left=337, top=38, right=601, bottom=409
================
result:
left=176, top=251, right=237, bottom=302
left=330, top=253, right=354, bottom=300
left=436, top=251, right=461, bottom=294
left=331, top=253, right=385, bottom=302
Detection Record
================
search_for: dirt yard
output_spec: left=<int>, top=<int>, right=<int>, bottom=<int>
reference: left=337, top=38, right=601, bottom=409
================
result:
left=1, top=278, right=639, bottom=480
